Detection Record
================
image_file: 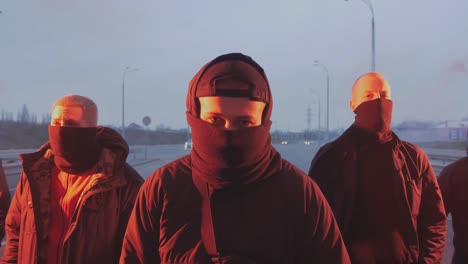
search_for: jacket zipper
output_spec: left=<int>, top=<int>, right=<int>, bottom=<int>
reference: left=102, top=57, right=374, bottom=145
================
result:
left=58, top=175, right=103, bottom=262
left=60, top=176, right=125, bottom=244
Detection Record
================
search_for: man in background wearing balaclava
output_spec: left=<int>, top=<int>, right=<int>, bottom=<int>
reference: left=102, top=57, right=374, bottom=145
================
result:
left=2, top=95, right=144, bottom=264
left=438, top=144, right=468, bottom=264
left=120, top=53, right=350, bottom=263
left=308, top=72, right=446, bottom=263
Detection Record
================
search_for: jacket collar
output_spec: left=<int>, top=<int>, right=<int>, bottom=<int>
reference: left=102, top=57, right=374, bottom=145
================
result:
left=20, top=143, right=128, bottom=193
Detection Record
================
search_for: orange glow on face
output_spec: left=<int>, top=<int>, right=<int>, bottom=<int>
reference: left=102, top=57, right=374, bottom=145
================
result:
left=199, top=96, right=265, bottom=130
left=350, top=72, right=392, bottom=111
left=50, top=105, right=88, bottom=127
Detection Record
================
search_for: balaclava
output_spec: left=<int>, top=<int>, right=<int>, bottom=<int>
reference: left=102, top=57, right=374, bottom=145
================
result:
left=186, top=53, right=280, bottom=189
left=354, top=98, right=393, bottom=135
left=48, top=125, right=101, bottom=174
left=352, top=73, right=393, bottom=142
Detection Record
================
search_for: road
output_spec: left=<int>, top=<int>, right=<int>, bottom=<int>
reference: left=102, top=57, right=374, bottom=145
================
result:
left=131, top=143, right=319, bottom=179
left=0, top=143, right=456, bottom=262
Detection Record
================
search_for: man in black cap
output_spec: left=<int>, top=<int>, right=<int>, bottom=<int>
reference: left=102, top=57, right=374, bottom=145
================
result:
left=120, top=53, right=350, bottom=263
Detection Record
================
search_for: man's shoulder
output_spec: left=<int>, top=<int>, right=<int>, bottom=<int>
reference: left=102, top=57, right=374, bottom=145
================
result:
left=122, top=163, right=145, bottom=185
left=446, top=156, right=468, bottom=170
left=144, top=155, right=192, bottom=187
left=19, top=143, right=51, bottom=167
left=277, top=158, right=321, bottom=187
left=397, top=137, right=423, bottom=151
left=279, top=158, right=307, bottom=179
left=278, top=158, right=328, bottom=200
left=315, top=140, right=342, bottom=158
left=440, top=156, right=468, bottom=178
left=312, top=130, right=355, bottom=163
left=395, top=138, right=430, bottom=160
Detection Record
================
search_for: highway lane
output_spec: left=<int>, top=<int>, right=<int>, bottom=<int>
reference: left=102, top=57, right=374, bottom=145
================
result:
left=132, top=143, right=321, bottom=179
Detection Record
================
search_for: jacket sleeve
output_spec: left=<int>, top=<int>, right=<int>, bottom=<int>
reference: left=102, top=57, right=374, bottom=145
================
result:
left=0, top=161, right=11, bottom=244
left=307, top=146, right=335, bottom=203
left=417, top=153, right=447, bottom=264
left=115, top=165, right=144, bottom=260
left=1, top=172, right=25, bottom=264
left=119, top=173, right=162, bottom=264
left=307, top=147, right=346, bottom=230
left=303, top=180, right=351, bottom=264
left=437, top=165, right=453, bottom=215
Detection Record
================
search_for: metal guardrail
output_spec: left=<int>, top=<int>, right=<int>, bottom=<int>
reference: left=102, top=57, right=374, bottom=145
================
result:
left=0, top=148, right=36, bottom=161
left=427, top=152, right=465, bottom=176
left=428, top=154, right=461, bottom=165
left=3, top=163, right=21, bottom=177
left=128, top=146, right=147, bottom=160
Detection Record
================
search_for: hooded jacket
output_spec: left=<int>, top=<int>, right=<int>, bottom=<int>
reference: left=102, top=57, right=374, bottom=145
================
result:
left=1, top=127, right=144, bottom=264
left=308, top=126, right=446, bottom=264
left=121, top=155, right=350, bottom=264
left=120, top=53, right=350, bottom=263
left=438, top=156, right=468, bottom=263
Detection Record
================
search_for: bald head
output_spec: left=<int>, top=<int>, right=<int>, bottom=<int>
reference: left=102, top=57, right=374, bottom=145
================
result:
left=51, top=94, right=98, bottom=127
left=349, top=72, right=392, bottom=111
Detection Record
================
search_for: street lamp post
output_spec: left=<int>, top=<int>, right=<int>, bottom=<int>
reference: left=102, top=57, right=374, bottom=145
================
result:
left=346, top=0, right=376, bottom=71
left=313, top=60, right=329, bottom=136
left=310, top=90, right=321, bottom=131
left=121, top=66, right=139, bottom=140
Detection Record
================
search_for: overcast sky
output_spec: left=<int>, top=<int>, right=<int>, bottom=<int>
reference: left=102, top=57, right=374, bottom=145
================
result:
left=1, top=0, right=467, bottom=131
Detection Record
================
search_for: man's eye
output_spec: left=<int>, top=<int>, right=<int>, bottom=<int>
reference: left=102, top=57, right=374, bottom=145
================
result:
left=51, top=120, right=61, bottom=126
left=208, top=116, right=224, bottom=125
left=239, top=120, right=254, bottom=127
left=63, top=120, right=80, bottom=127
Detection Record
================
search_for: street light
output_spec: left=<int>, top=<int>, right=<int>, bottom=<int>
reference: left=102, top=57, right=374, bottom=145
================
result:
left=313, top=60, right=329, bottom=136
left=310, top=90, right=321, bottom=131
left=121, top=66, right=139, bottom=140
left=345, top=0, right=375, bottom=71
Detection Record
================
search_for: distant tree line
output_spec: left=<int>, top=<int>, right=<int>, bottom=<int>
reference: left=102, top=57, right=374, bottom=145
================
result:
left=4, top=104, right=462, bottom=149
left=0, top=105, right=192, bottom=149
left=1, top=104, right=51, bottom=125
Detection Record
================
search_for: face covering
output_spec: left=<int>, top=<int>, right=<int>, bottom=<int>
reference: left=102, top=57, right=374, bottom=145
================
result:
left=48, top=126, right=101, bottom=174
left=354, top=98, right=393, bottom=136
left=187, top=114, right=280, bottom=190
